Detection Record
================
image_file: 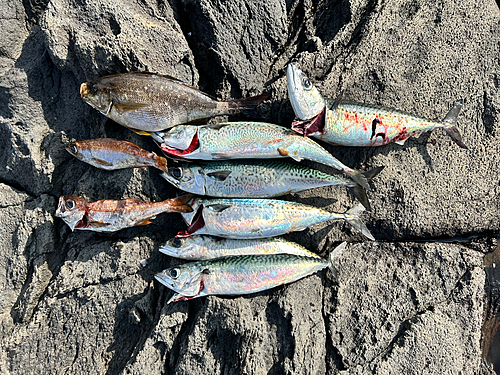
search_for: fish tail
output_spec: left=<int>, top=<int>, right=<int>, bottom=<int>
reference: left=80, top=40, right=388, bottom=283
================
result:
left=226, top=94, right=270, bottom=115
left=155, top=154, right=169, bottom=173
left=442, top=99, right=467, bottom=149
left=164, top=194, right=193, bottom=213
left=342, top=203, right=375, bottom=240
left=344, top=168, right=370, bottom=191
left=347, top=166, right=384, bottom=211
left=328, top=242, right=348, bottom=278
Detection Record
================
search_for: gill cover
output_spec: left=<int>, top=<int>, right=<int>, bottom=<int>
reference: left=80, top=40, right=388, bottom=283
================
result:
left=286, top=64, right=325, bottom=120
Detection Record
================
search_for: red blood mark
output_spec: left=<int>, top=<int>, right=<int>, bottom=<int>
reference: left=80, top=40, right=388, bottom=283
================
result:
left=291, top=107, right=326, bottom=136
left=176, top=206, right=205, bottom=237
left=160, top=134, right=199, bottom=157
left=354, top=113, right=359, bottom=124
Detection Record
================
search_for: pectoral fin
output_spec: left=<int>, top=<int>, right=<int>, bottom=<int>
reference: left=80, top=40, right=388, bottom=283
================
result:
left=88, top=221, right=112, bottom=228
left=395, top=139, right=407, bottom=145
left=206, top=204, right=232, bottom=212
left=278, top=147, right=303, bottom=162
left=210, top=152, right=236, bottom=159
left=136, top=218, right=153, bottom=226
left=93, top=158, right=114, bottom=167
left=115, top=102, right=149, bottom=114
left=206, top=171, right=232, bottom=181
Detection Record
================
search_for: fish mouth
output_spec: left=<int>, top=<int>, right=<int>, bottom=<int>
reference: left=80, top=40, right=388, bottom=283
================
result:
left=80, top=82, right=89, bottom=98
left=287, top=64, right=304, bottom=119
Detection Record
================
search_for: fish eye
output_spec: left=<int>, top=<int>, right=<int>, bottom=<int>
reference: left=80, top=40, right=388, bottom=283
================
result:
left=66, top=199, right=75, bottom=210
left=92, top=84, right=97, bottom=92
left=171, top=238, right=184, bottom=248
left=170, top=167, right=182, bottom=179
left=302, top=78, right=312, bottom=89
left=168, top=268, right=180, bottom=279
left=69, top=144, right=78, bottom=154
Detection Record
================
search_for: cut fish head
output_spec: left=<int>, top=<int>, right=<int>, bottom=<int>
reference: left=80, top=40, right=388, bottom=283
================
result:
left=155, top=263, right=208, bottom=297
left=80, top=79, right=113, bottom=115
left=159, top=235, right=205, bottom=259
left=158, top=125, right=198, bottom=151
left=55, top=196, right=87, bottom=231
left=286, top=64, right=325, bottom=120
left=160, top=164, right=205, bottom=195
left=180, top=196, right=203, bottom=225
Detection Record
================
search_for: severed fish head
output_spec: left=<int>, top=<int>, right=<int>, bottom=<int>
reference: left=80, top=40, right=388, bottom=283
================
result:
left=160, top=164, right=205, bottom=195
left=159, top=235, right=205, bottom=259
left=55, top=196, right=87, bottom=231
left=155, top=125, right=199, bottom=151
left=155, top=263, right=210, bottom=297
left=287, top=64, right=325, bottom=120
left=80, top=78, right=113, bottom=115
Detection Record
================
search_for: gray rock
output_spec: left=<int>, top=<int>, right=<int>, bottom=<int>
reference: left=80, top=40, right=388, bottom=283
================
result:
left=0, top=0, right=498, bottom=373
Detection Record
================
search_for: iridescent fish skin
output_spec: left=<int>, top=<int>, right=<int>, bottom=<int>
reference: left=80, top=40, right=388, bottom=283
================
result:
left=161, top=160, right=383, bottom=210
left=177, top=197, right=374, bottom=240
left=80, top=72, right=268, bottom=132
left=155, top=242, right=347, bottom=303
left=287, top=64, right=467, bottom=148
left=65, top=138, right=168, bottom=172
left=160, top=235, right=322, bottom=260
left=152, top=122, right=370, bottom=190
left=55, top=195, right=192, bottom=232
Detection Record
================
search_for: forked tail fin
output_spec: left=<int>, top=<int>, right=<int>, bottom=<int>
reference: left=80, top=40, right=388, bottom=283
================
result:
left=348, top=166, right=385, bottom=211
left=442, top=99, right=467, bottom=149
left=342, top=203, right=375, bottom=240
left=227, top=94, right=270, bottom=115
left=328, top=242, right=348, bottom=278
left=164, top=194, right=194, bottom=213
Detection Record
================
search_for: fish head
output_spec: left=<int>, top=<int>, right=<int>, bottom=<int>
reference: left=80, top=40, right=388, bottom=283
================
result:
left=159, top=235, right=204, bottom=259
left=55, top=196, right=87, bottom=231
left=65, top=141, right=84, bottom=160
left=155, top=264, right=208, bottom=296
left=160, top=164, right=205, bottom=195
left=80, top=78, right=113, bottom=115
left=286, top=64, right=325, bottom=120
left=160, top=125, right=198, bottom=151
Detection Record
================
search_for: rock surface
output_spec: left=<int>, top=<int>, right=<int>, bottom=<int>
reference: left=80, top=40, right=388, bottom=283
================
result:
left=0, top=0, right=499, bottom=373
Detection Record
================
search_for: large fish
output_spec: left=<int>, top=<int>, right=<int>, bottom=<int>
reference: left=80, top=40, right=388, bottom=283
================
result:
left=160, top=235, right=322, bottom=260
left=156, top=242, right=347, bottom=303
left=152, top=122, right=371, bottom=190
left=176, top=197, right=375, bottom=240
left=287, top=64, right=467, bottom=148
left=80, top=72, right=269, bottom=132
left=65, top=138, right=168, bottom=172
left=161, top=160, right=383, bottom=210
left=55, top=195, right=192, bottom=232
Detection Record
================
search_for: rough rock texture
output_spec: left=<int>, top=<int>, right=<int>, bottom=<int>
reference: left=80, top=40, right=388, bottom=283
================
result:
left=0, top=0, right=499, bottom=373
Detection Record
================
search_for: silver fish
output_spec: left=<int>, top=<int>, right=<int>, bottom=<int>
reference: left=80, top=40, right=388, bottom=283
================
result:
left=152, top=122, right=371, bottom=190
left=287, top=64, right=467, bottom=148
left=160, top=160, right=383, bottom=210
left=155, top=242, right=347, bottom=303
left=176, top=197, right=375, bottom=240
left=160, top=235, right=322, bottom=260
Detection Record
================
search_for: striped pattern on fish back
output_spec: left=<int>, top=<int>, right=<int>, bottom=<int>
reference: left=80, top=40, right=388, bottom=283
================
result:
left=201, top=254, right=328, bottom=295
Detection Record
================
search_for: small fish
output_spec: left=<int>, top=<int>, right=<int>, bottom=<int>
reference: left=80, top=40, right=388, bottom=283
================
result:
left=160, top=160, right=384, bottom=210
left=65, top=138, right=168, bottom=172
left=55, top=194, right=193, bottom=232
left=155, top=242, right=347, bottom=303
left=176, top=197, right=375, bottom=240
left=160, top=235, right=322, bottom=260
left=287, top=64, right=467, bottom=148
left=80, top=72, right=269, bottom=133
left=152, top=122, right=371, bottom=190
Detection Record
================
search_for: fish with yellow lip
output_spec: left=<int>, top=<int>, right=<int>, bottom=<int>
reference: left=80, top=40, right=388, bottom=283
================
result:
left=176, top=197, right=375, bottom=240
left=66, top=138, right=168, bottom=172
left=55, top=195, right=192, bottom=232
left=80, top=72, right=269, bottom=133
left=287, top=64, right=467, bottom=148
left=155, top=242, right=347, bottom=303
